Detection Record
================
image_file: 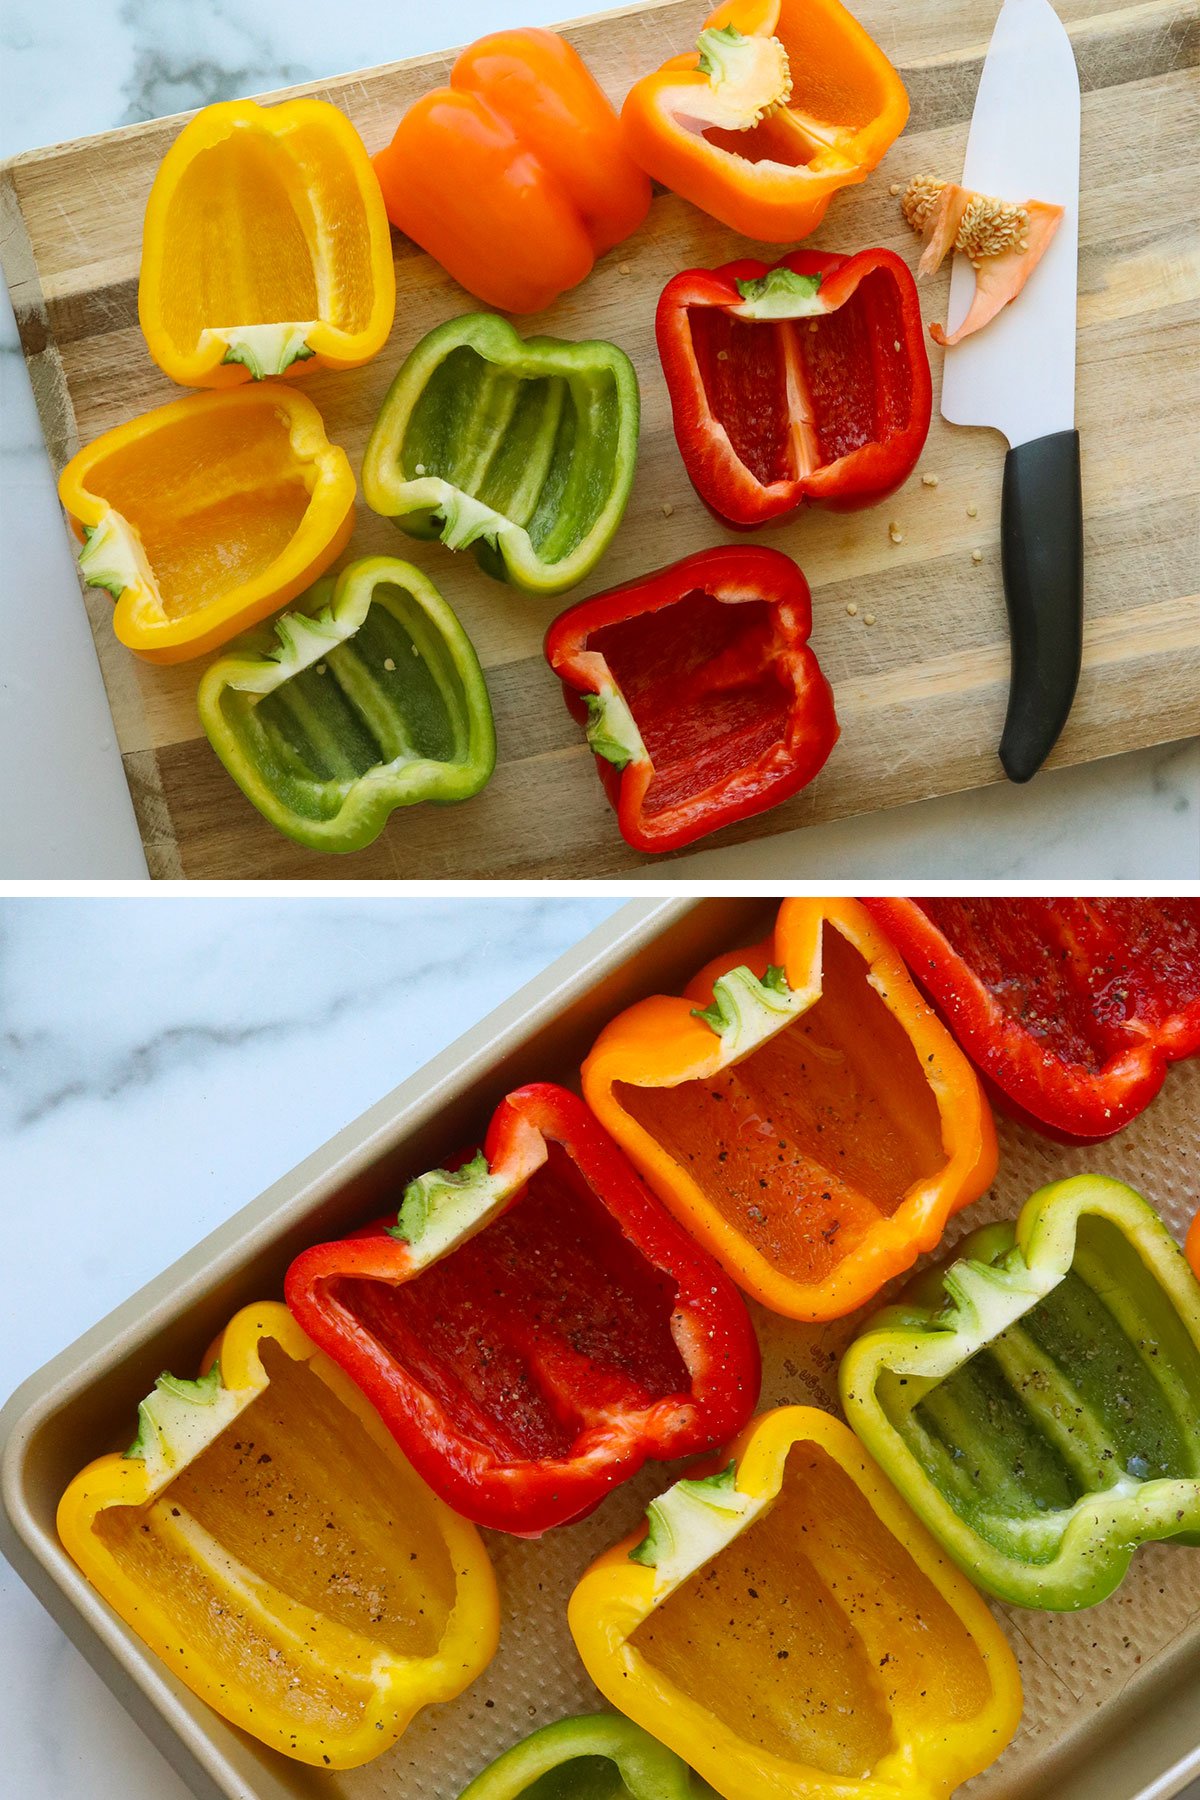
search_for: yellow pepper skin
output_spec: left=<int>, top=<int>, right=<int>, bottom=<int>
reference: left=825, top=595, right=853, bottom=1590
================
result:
left=57, top=386, right=356, bottom=663
left=139, top=98, right=395, bottom=386
left=57, top=1302, right=499, bottom=1770
left=568, top=1406, right=1022, bottom=1800
left=583, top=897, right=996, bottom=1322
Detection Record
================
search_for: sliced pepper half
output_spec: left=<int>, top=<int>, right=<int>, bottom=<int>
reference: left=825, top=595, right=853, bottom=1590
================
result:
left=545, top=546, right=838, bottom=853
left=862, top=897, right=1200, bottom=1139
left=568, top=1406, right=1022, bottom=1800
left=583, top=896, right=996, bottom=1319
left=657, top=250, right=931, bottom=527
left=58, top=387, right=355, bottom=664
left=285, top=1083, right=760, bottom=1536
left=197, top=554, right=496, bottom=854
left=458, top=1714, right=714, bottom=1799
left=374, top=29, right=651, bottom=315
left=363, top=312, right=640, bottom=596
left=840, top=1175, right=1200, bottom=1609
left=621, top=0, right=909, bottom=243
left=57, top=1302, right=498, bottom=1769
left=139, top=98, right=395, bottom=386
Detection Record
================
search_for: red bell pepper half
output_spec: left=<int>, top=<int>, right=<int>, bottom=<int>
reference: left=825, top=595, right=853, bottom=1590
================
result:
left=285, top=1082, right=760, bottom=1535
left=864, top=898, right=1200, bottom=1140
left=656, top=248, right=932, bottom=527
left=544, top=545, right=838, bottom=854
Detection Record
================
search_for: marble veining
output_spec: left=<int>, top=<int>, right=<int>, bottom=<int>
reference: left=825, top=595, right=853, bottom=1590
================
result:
left=0, top=0, right=1196, bottom=877
left=0, top=896, right=618, bottom=1799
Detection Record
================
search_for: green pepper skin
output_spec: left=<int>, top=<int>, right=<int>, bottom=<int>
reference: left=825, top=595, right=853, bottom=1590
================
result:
left=457, top=1715, right=713, bottom=1800
left=840, top=1175, right=1200, bottom=1610
left=362, top=313, right=640, bottom=597
left=198, top=554, right=495, bottom=853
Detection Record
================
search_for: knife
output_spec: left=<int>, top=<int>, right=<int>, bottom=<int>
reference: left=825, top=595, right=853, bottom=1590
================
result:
left=940, top=0, right=1082, bottom=783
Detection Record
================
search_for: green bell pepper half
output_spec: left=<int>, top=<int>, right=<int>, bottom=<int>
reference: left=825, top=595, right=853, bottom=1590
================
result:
left=840, top=1175, right=1200, bottom=1609
left=457, top=1715, right=714, bottom=1800
left=197, top=553, right=496, bottom=853
left=361, top=312, right=640, bottom=597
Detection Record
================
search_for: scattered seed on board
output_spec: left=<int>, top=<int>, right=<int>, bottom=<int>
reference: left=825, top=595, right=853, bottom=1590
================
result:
left=967, top=501, right=978, bottom=516
left=846, top=602, right=858, bottom=616
left=889, top=182, right=901, bottom=196
left=971, top=549, right=983, bottom=563
left=921, top=472, right=939, bottom=487
left=864, top=613, right=876, bottom=626
left=889, top=522, right=904, bottom=544
left=661, top=502, right=673, bottom=517
left=618, top=262, right=631, bottom=275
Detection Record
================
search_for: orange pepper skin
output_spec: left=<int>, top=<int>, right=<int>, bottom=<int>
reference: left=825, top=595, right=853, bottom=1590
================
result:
left=583, top=897, right=997, bottom=1321
left=622, top=0, right=909, bottom=243
left=374, top=30, right=651, bottom=314
left=1188, top=1207, right=1200, bottom=1280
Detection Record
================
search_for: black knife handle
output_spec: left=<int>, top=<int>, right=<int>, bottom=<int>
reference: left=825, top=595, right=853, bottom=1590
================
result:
left=998, top=428, right=1084, bottom=783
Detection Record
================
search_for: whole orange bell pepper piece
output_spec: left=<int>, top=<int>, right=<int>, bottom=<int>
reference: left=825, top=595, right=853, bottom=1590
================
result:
left=583, top=897, right=997, bottom=1320
left=622, top=0, right=908, bottom=243
left=374, top=29, right=652, bottom=315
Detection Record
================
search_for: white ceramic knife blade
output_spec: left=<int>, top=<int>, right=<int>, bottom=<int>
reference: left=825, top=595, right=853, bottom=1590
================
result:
left=939, top=0, right=1080, bottom=447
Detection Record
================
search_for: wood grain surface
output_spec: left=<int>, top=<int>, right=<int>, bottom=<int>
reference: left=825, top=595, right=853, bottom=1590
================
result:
left=2, top=0, right=1197, bottom=878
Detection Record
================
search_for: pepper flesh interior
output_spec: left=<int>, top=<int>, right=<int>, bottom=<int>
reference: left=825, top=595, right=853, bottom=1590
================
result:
left=214, top=583, right=472, bottom=824
left=399, top=344, right=624, bottom=567
left=588, top=590, right=796, bottom=819
left=688, top=267, right=915, bottom=485
left=630, top=1440, right=992, bottom=1775
left=94, top=1342, right=457, bottom=1731
left=914, top=897, right=1200, bottom=1074
left=158, top=124, right=375, bottom=357
left=328, top=1143, right=690, bottom=1461
left=879, top=1214, right=1200, bottom=1558
left=617, top=926, right=945, bottom=1282
left=82, top=405, right=314, bottom=621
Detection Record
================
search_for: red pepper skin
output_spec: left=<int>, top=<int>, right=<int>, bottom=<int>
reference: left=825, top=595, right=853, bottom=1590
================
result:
left=545, top=545, right=838, bottom=855
left=863, top=899, right=1200, bottom=1141
left=656, top=249, right=931, bottom=528
left=285, top=1083, right=760, bottom=1535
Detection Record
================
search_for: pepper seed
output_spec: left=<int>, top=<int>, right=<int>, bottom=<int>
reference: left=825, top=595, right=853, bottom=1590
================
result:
left=846, top=602, right=858, bottom=616
left=971, top=549, right=983, bottom=563
left=921, top=472, right=939, bottom=487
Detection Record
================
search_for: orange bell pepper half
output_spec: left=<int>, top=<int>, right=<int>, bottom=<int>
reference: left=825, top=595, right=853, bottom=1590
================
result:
left=374, top=29, right=651, bottom=315
left=583, top=897, right=997, bottom=1320
left=621, top=0, right=908, bottom=243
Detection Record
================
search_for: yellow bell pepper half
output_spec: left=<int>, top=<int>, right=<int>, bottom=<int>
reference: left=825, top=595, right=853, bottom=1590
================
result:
left=139, top=97, right=396, bottom=386
left=57, top=386, right=356, bottom=663
left=57, top=1302, right=499, bottom=1770
left=568, top=1406, right=1021, bottom=1800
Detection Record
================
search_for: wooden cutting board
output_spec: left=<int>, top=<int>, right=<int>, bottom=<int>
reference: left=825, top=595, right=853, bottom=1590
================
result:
left=2, top=0, right=1196, bottom=878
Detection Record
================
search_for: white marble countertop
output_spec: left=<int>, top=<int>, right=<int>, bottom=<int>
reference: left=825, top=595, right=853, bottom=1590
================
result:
left=0, top=895, right=621, bottom=1798
left=1, top=0, right=1197, bottom=878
